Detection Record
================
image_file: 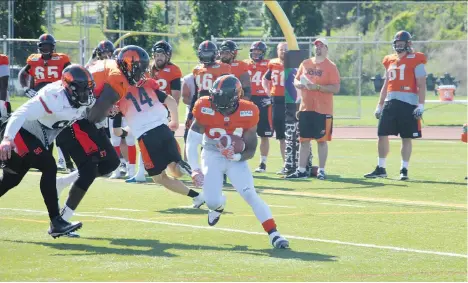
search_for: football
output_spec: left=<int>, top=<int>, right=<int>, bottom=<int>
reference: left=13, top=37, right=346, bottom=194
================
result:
left=219, top=134, right=245, bottom=153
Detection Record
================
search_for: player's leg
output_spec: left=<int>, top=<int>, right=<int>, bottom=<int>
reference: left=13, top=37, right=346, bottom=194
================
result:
left=108, top=117, right=123, bottom=179
left=201, top=150, right=226, bottom=226
left=272, top=102, right=288, bottom=174
left=365, top=101, right=397, bottom=178
left=252, top=96, right=273, bottom=173
left=315, top=114, right=333, bottom=180
left=397, top=100, right=422, bottom=180
left=226, top=161, right=289, bottom=248
left=139, top=125, right=204, bottom=207
left=56, top=145, right=66, bottom=171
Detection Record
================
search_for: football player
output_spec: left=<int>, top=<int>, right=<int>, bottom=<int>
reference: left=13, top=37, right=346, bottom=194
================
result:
left=262, top=42, right=288, bottom=175
left=86, top=40, right=115, bottom=68
left=218, top=40, right=251, bottom=100
left=0, top=53, right=11, bottom=117
left=186, top=75, right=289, bottom=249
left=112, top=78, right=204, bottom=208
left=57, top=46, right=150, bottom=236
left=0, top=64, right=95, bottom=237
left=244, top=41, right=272, bottom=173
left=365, top=31, right=427, bottom=180
left=18, top=33, right=75, bottom=173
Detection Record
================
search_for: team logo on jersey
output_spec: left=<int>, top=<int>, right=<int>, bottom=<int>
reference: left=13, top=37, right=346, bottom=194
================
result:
left=201, top=107, right=215, bottom=115
left=260, top=62, right=268, bottom=66
left=407, top=54, right=416, bottom=58
left=232, top=62, right=239, bottom=66
left=51, top=56, right=60, bottom=60
left=212, top=64, right=220, bottom=69
left=240, top=110, right=253, bottom=117
left=224, top=117, right=230, bottom=122
left=30, top=57, right=40, bottom=62
left=306, top=69, right=323, bottom=77
left=163, top=68, right=171, bottom=72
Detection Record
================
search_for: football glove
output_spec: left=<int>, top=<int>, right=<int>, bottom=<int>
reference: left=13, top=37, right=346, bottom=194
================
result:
left=374, top=104, right=383, bottom=119
left=0, top=139, right=15, bottom=161
left=216, top=142, right=241, bottom=161
left=413, top=104, right=424, bottom=120
left=24, top=89, right=37, bottom=98
left=191, top=168, right=204, bottom=188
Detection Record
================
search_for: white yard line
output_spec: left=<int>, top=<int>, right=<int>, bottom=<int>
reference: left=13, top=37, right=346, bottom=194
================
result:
left=1, top=207, right=466, bottom=259
left=268, top=205, right=297, bottom=208
left=105, top=208, right=147, bottom=212
left=319, top=203, right=365, bottom=208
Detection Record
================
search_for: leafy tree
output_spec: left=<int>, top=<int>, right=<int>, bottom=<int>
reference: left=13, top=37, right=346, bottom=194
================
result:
left=189, top=0, right=247, bottom=49
left=107, top=0, right=148, bottom=49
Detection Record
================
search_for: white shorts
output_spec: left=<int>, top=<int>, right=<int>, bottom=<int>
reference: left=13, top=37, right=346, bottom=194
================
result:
left=108, top=116, right=135, bottom=146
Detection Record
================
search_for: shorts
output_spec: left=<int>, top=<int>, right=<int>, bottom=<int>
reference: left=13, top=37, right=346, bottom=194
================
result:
left=138, top=124, right=182, bottom=176
left=251, top=96, right=273, bottom=137
left=298, top=111, right=333, bottom=142
left=56, top=119, right=118, bottom=167
left=378, top=99, right=422, bottom=139
left=272, top=97, right=285, bottom=140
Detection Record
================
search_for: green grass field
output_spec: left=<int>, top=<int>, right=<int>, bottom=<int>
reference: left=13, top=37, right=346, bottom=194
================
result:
left=9, top=95, right=467, bottom=127
left=0, top=138, right=466, bottom=281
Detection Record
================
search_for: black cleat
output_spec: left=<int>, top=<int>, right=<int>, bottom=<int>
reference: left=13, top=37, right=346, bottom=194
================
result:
left=254, top=163, right=266, bottom=173
left=285, top=170, right=308, bottom=179
left=400, top=168, right=409, bottom=180
left=364, top=166, right=387, bottom=178
left=48, top=216, right=82, bottom=239
left=276, top=167, right=294, bottom=175
left=208, top=209, right=223, bottom=226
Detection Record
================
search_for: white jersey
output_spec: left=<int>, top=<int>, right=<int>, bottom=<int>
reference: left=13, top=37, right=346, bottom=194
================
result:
left=117, top=80, right=168, bottom=139
left=181, top=74, right=196, bottom=120
left=4, top=81, right=90, bottom=147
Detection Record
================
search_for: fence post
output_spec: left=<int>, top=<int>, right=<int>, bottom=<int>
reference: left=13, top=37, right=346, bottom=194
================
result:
left=2, top=35, right=7, bottom=55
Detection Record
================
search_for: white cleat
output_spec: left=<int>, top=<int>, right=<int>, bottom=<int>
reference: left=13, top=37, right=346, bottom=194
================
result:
left=208, top=209, right=223, bottom=226
left=192, top=192, right=205, bottom=209
left=269, top=232, right=290, bottom=249
left=109, top=170, right=121, bottom=179
left=57, top=159, right=66, bottom=171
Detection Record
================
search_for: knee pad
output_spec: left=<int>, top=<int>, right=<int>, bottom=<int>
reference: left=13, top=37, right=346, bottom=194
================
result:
left=75, top=162, right=98, bottom=191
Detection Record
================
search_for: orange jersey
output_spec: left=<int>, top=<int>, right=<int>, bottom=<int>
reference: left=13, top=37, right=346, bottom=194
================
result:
left=192, top=96, right=259, bottom=140
left=383, top=52, right=427, bottom=95
left=192, top=62, right=231, bottom=96
left=244, top=58, right=269, bottom=96
left=296, top=57, right=340, bottom=114
left=228, top=59, right=249, bottom=80
left=26, top=53, right=70, bottom=87
left=88, top=59, right=129, bottom=99
left=265, top=58, right=285, bottom=97
left=148, top=63, right=182, bottom=95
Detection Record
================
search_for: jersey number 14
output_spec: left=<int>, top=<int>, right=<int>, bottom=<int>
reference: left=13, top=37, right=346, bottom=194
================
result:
left=125, top=88, right=153, bottom=112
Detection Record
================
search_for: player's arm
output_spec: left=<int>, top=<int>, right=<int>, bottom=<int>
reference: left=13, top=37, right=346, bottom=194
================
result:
left=186, top=119, right=205, bottom=171
left=377, top=76, right=389, bottom=106
left=415, top=63, right=427, bottom=105
left=160, top=90, right=179, bottom=126
left=18, top=65, right=33, bottom=88
left=170, top=78, right=181, bottom=104
left=87, top=83, right=120, bottom=124
left=239, top=71, right=252, bottom=100
left=0, top=66, right=8, bottom=101
left=2, top=96, right=50, bottom=141
left=182, top=79, right=192, bottom=105
left=111, top=112, right=128, bottom=137
left=262, top=70, right=272, bottom=96
left=240, top=126, right=258, bottom=161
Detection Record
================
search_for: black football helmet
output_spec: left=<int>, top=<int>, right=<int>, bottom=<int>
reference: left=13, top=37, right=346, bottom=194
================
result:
left=37, top=34, right=56, bottom=56
left=393, top=31, right=412, bottom=53
left=249, top=41, right=267, bottom=61
left=117, top=45, right=150, bottom=86
left=112, top=48, right=122, bottom=60
left=197, top=40, right=218, bottom=65
left=61, top=64, right=96, bottom=108
left=209, top=75, right=242, bottom=116
left=152, top=40, right=172, bottom=69
left=219, top=40, right=239, bottom=63
left=96, top=40, right=115, bottom=59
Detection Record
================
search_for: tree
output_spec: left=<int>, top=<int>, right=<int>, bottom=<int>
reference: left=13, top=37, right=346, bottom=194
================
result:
left=107, top=0, right=148, bottom=48
left=189, top=0, right=247, bottom=49
left=263, top=0, right=323, bottom=56
left=321, top=2, right=355, bottom=36
left=144, top=3, right=168, bottom=49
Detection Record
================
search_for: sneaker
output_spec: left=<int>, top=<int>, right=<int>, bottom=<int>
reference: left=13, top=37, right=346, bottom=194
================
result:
left=57, top=159, right=66, bottom=171
left=364, top=166, right=387, bottom=178
left=269, top=231, right=290, bottom=249
left=317, top=170, right=326, bottom=180
left=276, top=167, right=294, bottom=175
left=208, top=209, right=223, bottom=226
left=48, top=216, right=82, bottom=239
left=192, top=193, right=205, bottom=209
left=177, top=160, right=192, bottom=176
left=125, top=175, right=147, bottom=183
left=285, top=170, right=308, bottom=179
left=254, top=163, right=266, bottom=173
left=119, top=162, right=127, bottom=175
left=400, top=168, right=408, bottom=180
left=109, top=169, right=121, bottom=179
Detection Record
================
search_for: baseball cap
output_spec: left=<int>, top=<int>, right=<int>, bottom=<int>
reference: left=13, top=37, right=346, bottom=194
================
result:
left=314, top=38, right=329, bottom=47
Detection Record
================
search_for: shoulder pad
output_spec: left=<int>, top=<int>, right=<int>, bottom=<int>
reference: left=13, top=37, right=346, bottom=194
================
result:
left=38, top=82, right=66, bottom=112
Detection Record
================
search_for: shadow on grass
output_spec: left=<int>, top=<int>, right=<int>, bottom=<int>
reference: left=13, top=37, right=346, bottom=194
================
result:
left=4, top=238, right=337, bottom=262
left=155, top=207, right=233, bottom=215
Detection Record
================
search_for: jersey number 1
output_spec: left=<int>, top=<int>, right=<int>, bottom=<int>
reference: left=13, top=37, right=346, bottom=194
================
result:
left=125, top=88, right=153, bottom=112
left=388, top=64, right=406, bottom=81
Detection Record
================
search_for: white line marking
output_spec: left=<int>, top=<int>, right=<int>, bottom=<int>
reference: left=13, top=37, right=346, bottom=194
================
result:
left=105, top=208, right=147, bottom=212
left=269, top=205, right=297, bottom=208
left=177, top=206, right=195, bottom=209
left=1, top=208, right=466, bottom=259
left=319, top=203, right=365, bottom=208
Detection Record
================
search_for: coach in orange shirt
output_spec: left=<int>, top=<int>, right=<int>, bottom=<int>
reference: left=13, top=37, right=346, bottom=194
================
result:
left=286, top=38, right=340, bottom=180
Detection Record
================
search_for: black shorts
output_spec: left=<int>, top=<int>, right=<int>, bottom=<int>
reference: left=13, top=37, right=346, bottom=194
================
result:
left=56, top=119, right=118, bottom=167
left=298, top=111, right=333, bottom=142
left=272, top=97, right=285, bottom=140
left=138, top=124, right=182, bottom=176
left=251, top=96, right=273, bottom=137
left=378, top=100, right=422, bottom=139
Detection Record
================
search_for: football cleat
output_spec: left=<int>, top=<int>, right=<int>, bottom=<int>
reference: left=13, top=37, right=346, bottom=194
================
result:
left=109, top=169, right=121, bottom=179
left=119, top=162, right=127, bottom=175
left=254, top=163, right=266, bottom=173
left=65, top=231, right=80, bottom=238
left=400, top=168, right=409, bottom=180
left=125, top=175, right=147, bottom=183
left=285, top=170, right=308, bottom=179
left=317, top=170, right=326, bottom=180
left=192, top=192, right=205, bottom=209
left=269, top=232, right=290, bottom=249
left=48, top=216, right=82, bottom=239
left=364, top=166, right=387, bottom=178
left=208, top=209, right=223, bottom=226
left=57, top=159, right=66, bottom=171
